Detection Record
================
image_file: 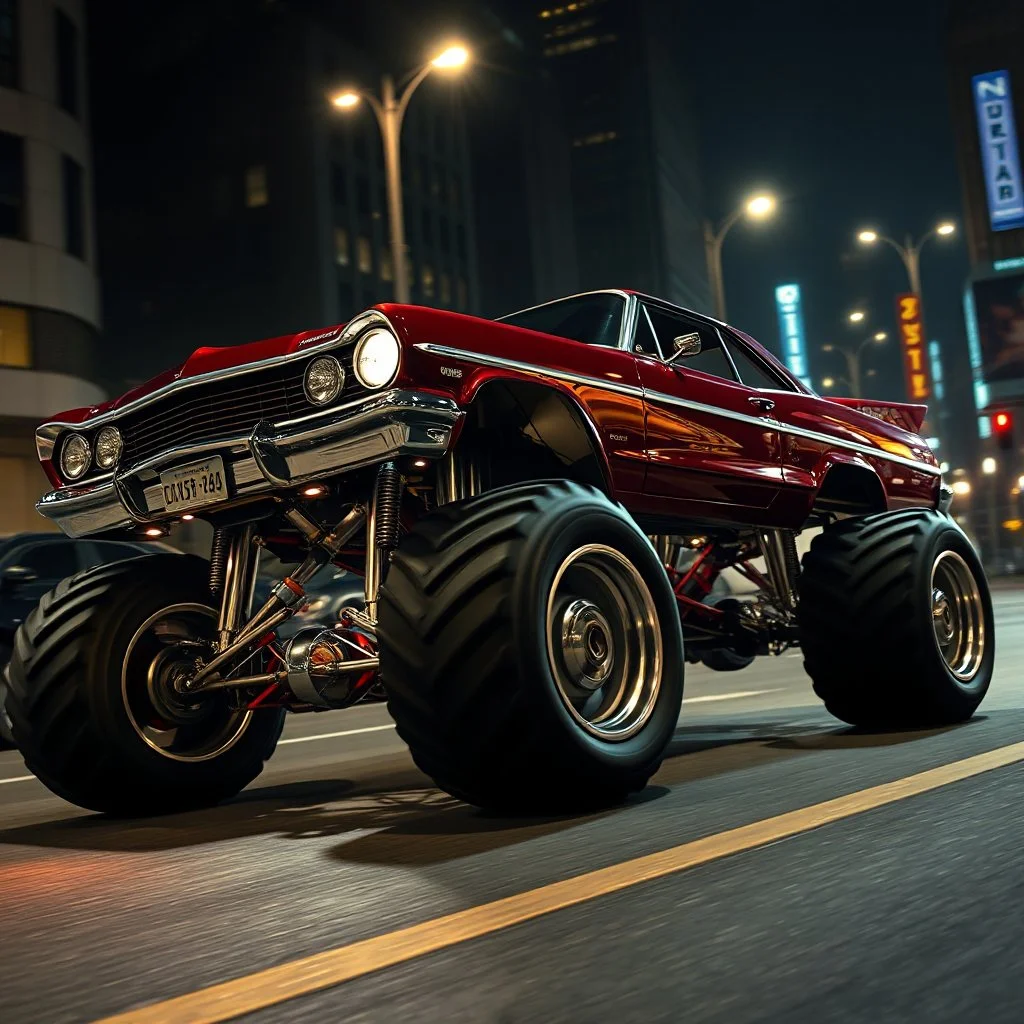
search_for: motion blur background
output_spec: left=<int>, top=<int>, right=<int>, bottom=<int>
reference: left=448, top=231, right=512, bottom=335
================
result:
left=1, top=0, right=1022, bottom=564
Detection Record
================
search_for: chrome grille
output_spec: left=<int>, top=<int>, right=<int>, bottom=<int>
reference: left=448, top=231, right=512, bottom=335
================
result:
left=119, top=346, right=363, bottom=468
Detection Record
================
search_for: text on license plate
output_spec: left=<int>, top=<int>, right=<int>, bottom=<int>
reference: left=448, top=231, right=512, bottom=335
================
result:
left=160, top=457, right=228, bottom=512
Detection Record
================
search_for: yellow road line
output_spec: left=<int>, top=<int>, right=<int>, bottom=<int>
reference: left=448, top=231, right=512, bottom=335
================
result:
left=96, top=740, right=1024, bottom=1024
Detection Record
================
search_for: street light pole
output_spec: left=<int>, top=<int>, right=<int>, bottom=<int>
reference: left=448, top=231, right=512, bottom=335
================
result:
left=856, top=222, right=955, bottom=300
left=822, top=329, right=887, bottom=398
left=333, top=45, right=470, bottom=306
left=703, top=193, right=777, bottom=321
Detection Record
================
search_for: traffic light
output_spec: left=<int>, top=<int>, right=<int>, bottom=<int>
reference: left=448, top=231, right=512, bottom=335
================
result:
left=993, top=410, right=1014, bottom=451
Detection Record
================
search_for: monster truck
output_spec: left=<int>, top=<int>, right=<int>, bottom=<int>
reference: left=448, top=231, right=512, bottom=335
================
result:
left=5, top=290, right=992, bottom=815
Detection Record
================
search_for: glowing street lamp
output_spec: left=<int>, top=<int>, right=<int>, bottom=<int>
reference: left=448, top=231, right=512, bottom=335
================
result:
left=331, top=42, right=472, bottom=304
left=704, top=191, right=778, bottom=320
left=951, top=479, right=971, bottom=497
left=848, top=310, right=865, bottom=324
left=854, top=220, right=956, bottom=296
left=821, top=320, right=888, bottom=397
left=983, top=457, right=998, bottom=476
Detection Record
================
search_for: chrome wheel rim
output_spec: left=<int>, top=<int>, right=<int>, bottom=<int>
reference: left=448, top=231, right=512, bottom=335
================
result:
left=930, top=551, right=986, bottom=685
left=121, top=603, right=253, bottom=762
left=545, top=544, right=663, bottom=741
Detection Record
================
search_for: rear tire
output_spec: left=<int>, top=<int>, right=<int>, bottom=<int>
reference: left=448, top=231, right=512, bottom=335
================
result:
left=798, top=509, right=993, bottom=728
left=6, top=554, right=285, bottom=815
left=378, top=480, right=684, bottom=813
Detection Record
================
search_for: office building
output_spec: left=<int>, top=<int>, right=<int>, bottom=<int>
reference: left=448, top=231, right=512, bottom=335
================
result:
left=0, top=0, right=102, bottom=534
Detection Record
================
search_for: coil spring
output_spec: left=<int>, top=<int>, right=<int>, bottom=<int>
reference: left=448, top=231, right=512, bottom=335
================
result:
left=209, top=527, right=229, bottom=599
left=781, top=531, right=800, bottom=589
left=374, top=463, right=402, bottom=550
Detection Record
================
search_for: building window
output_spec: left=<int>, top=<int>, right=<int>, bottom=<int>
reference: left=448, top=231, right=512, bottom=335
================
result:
left=245, top=165, right=268, bottom=208
left=421, top=264, right=435, bottom=298
left=55, top=8, right=79, bottom=117
left=456, top=277, right=468, bottom=310
left=456, top=224, right=467, bottom=261
left=0, top=131, right=24, bottom=238
left=380, top=247, right=393, bottom=282
left=331, top=164, right=347, bottom=205
left=356, top=177, right=371, bottom=219
left=0, top=0, right=16, bottom=89
left=62, top=155, right=84, bottom=258
left=448, top=173, right=461, bottom=208
left=439, top=272, right=451, bottom=306
left=572, top=130, right=618, bottom=147
left=338, top=281, right=354, bottom=318
left=334, top=226, right=350, bottom=266
left=544, top=17, right=596, bottom=39
left=422, top=211, right=433, bottom=247
left=0, top=305, right=30, bottom=367
left=543, top=33, right=617, bottom=57
left=357, top=235, right=372, bottom=274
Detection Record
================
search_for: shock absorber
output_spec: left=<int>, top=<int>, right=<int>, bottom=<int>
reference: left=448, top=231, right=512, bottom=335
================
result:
left=365, top=462, right=402, bottom=623
left=209, top=527, right=229, bottom=601
left=781, top=531, right=800, bottom=597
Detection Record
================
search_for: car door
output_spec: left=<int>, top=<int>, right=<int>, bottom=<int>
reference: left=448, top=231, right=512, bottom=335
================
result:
left=633, top=301, right=784, bottom=514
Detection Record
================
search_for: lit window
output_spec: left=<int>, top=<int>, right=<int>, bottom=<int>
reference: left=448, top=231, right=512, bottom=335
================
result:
left=357, top=236, right=372, bottom=274
left=422, top=264, right=435, bottom=298
left=381, top=247, right=394, bottom=282
left=543, top=33, right=616, bottom=57
left=0, top=305, right=31, bottom=367
left=334, top=226, right=350, bottom=266
left=572, top=130, right=618, bottom=147
left=457, top=277, right=468, bottom=310
left=245, top=165, right=268, bottom=208
left=440, top=272, right=451, bottom=305
left=544, top=17, right=596, bottom=39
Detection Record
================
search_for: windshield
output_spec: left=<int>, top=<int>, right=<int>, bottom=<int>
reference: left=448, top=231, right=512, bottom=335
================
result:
left=498, top=293, right=624, bottom=348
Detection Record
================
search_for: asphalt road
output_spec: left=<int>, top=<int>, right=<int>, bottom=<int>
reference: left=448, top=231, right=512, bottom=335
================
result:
left=2, top=587, right=1024, bottom=1023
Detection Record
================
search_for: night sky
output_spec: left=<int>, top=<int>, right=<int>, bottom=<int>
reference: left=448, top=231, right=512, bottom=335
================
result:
left=688, top=0, right=970, bottom=456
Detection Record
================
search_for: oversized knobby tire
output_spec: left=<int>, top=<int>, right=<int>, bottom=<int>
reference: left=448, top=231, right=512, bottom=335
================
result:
left=0, top=646, right=14, bottom=750
left=6, top=554, right=284, bottom=815
left=378, top=480, right=684, bottom=813
left=798, top=508, right=994, bottom=728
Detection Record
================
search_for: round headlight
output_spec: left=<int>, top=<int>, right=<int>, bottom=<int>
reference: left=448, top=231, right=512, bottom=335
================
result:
left=94, top=425, right=123, bottom=470
left=60, top=433, right=91, bottom=481
left=304, top=356, right=344, bottom=406
left=353, top=328, right=400, bottom=389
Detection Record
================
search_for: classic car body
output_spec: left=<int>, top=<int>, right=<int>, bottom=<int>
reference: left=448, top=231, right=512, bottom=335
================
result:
left=34, top=288, right=942, bottom=542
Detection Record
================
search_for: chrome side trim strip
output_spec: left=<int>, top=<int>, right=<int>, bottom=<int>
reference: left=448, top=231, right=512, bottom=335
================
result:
left=414, top=344, right=942, bottom=478
left=415, top=343, right=644, bottom=399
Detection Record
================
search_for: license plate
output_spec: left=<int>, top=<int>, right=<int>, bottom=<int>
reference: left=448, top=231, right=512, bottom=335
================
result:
left=159, top=456, right=228, bottom=512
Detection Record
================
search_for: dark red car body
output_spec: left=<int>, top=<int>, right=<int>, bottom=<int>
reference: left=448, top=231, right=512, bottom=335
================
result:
left=34, top=289, right=942, bottom=537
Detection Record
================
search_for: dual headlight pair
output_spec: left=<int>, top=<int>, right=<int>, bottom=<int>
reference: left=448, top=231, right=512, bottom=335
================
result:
left=303, top=328, right=400, bottom=406
left=60, top=425, right=122, bottom=481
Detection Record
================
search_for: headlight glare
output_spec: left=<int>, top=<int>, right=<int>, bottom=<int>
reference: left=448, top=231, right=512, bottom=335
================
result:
left=60, top=434, right=91, bottom=481
left=94, top=426, right=123, bottom=469
left=353, top=328, right=400, bottom=389
left=304, top=356, right=344, bottom=406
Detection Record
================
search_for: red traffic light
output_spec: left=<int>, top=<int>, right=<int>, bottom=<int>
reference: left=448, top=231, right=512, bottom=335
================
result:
left=995, top=411, right=1013, bottom=431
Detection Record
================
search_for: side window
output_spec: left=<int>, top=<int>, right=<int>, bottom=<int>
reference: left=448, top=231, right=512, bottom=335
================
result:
left=14, top=541, right=78, bottom=578
left=641, top=305, right=737, bottom=382
left=724, top=337, right=793, bottom=391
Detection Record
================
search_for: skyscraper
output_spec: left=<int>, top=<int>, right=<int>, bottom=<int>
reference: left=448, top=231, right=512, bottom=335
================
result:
left=532, top=0, right=710, bottom=312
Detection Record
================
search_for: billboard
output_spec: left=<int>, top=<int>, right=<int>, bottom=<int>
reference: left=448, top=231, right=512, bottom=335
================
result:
left=970, top=270, right=1024, bottom=384
left=972, top=70, right=1024, bottom=232
left=895, top=293, right=930, bottom=401
left=774, top=283, right=810, bottom=387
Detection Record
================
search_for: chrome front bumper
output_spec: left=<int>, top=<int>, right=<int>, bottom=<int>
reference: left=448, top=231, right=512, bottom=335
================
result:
left=37, top=389, right=462, bottom=539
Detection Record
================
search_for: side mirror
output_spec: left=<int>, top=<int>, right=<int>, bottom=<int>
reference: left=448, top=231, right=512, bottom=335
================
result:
left=667, top=332, right=702, bottom=363
left=1, top=566, right=37, bottom=589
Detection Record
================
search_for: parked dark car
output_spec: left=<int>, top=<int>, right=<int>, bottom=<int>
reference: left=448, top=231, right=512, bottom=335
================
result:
left=0, top=534, right=177, bottom=749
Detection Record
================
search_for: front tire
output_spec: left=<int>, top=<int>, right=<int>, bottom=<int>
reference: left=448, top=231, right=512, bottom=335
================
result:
left=378, top=480, right=684, bottom=813
left=798, top=509, right=994, bottom=727
left=6, top=555, right=284, bottom=815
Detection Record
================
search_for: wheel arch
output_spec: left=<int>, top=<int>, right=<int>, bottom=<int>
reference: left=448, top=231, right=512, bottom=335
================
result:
left=452, top=375, right=615, bottom=495
left=812, top=455, right=888, bottom=516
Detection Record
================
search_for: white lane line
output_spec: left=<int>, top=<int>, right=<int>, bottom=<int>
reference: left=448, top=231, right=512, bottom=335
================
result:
left=685, top=689, right=778, bottom=704
left=0, top=689, right=782, bottom=785
left=278, top=723, right=397, bottom=745
left=0, top=774, right=35, bottom=785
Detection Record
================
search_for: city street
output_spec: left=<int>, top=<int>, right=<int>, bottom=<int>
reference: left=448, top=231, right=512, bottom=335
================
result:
left=1, top=586, right=1023, bottom=1023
